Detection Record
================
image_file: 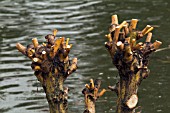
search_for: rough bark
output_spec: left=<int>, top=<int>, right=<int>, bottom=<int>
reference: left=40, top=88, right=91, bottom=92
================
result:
left=16, top=29, right=77, bottom=113
left=106, top=15, right=162, bottom=113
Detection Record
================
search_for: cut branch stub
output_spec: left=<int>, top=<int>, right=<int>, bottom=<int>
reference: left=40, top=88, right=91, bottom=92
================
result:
left=111, top=14, right=118, bottom=25
left=129, top=19, right=138, bottom=32
left=126, top=94, right=138, bottom=109
left=105, top=14, right=162, bottom=113
left=82, top=79, right=106, bottom=113
left=16, top=29, right=78, bottom=113
left=16, top=43, right=26, bottom=55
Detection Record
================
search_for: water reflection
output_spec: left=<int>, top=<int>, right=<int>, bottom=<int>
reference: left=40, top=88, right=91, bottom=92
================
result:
left=0, top=0, right=170, bottom=113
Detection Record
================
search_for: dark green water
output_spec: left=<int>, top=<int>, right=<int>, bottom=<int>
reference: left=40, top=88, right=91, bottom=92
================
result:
left=0, top=0, right=170, bottom=113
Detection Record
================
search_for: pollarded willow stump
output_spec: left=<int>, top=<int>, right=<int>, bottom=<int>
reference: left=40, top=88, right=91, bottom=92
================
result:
left=16, top=29, right=77, bottom=113
left=82, top=79, right=106, bottom=113
left=105, top=15, right=162, bottom=113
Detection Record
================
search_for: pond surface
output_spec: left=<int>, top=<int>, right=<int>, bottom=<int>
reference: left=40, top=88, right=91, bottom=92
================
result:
left=0, top=0, right=170, bottom=113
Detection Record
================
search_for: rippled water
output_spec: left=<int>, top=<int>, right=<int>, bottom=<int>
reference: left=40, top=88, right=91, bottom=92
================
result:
left=0, top=0, right=170, bottom=113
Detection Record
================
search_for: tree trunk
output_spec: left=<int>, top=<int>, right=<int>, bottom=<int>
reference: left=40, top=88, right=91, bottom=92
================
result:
left=42, top=73, right=67, bottom=113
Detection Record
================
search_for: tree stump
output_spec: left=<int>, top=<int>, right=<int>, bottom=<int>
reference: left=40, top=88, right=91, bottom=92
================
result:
left=105, top=15, right=162, bottom=113
left=82, top=79, right=106, bottom=113
left=16, top=29, right=78, bottom=113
